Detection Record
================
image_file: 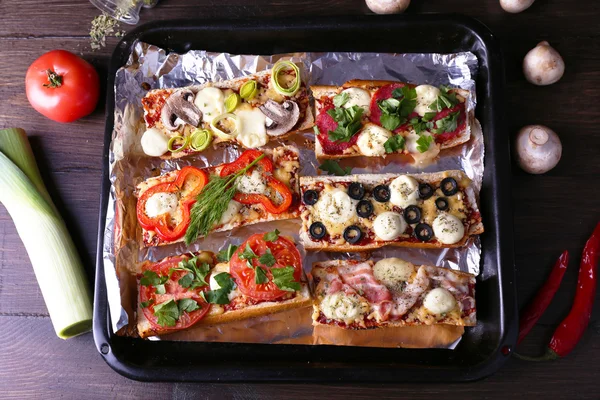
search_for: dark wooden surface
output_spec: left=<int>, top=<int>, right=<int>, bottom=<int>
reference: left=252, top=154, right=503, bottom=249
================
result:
left=0, top=0, right=599, bottom=398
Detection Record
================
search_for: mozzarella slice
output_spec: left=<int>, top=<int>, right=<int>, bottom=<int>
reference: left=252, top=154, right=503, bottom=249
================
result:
left=414, top=85, right=441, bottom=116
left=373, top=258, right=415, bottom=288
left=320, top=292, right=369, bottom=324
left=316, top=189, right=356, bottom=224
left=209, top=264, right=238, bottom=301
left=389, top=175, right=419, bottom=208
left=235, top=107, right=268, bottom=148
left=144, top=192, right=178, bottom=218
left=194, top=87, right=225, bottom=123
left=356, top=123, right=392, bottom=156
left=219, top=200, right=242, bottom=225
left=405, top=131, right=441, bottom=166
left=141, top=127, right=170, bottom=157
left=423, top=287, right=456, bottom=314
left=341, top=88, right=371, bottom=110
left=236, top=169, right=267, bottom=195
left=432, top=213, right=465, bottom=244
left=373, top=212, right=406, bottom=241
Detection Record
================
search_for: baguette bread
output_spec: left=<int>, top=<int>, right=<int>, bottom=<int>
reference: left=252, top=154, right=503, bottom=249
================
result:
left=299, top=170, right=483, bottom=252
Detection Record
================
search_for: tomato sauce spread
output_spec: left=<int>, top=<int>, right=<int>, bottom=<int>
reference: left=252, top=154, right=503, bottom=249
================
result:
left=316, top=98, right=359, bottom=155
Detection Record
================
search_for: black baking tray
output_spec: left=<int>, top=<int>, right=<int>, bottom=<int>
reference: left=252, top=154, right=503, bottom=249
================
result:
left=93, top=14, right=517, bottom=382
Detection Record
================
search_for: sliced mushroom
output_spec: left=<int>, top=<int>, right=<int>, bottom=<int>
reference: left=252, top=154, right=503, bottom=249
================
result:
left=259, top=99, right=300, bottom=137
left=160, top=89, right=202, bottom=131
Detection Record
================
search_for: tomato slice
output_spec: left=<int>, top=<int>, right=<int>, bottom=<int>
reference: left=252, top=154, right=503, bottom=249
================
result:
left=219, top=149, right=273, bottom=177
left=136, top=167, right=208, bottom=242
left=229, top=234, right=302, bottom=301
left=139, top=256, right=210, bottom=332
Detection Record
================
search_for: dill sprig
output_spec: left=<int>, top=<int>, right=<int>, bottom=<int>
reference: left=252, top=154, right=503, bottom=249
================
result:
left=184, top=154, right=266, bottom=245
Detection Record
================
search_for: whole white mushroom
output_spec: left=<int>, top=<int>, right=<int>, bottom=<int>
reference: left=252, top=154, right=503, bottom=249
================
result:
left=500, top=0, right=535, bottom=13
left=515, top=125, right=562, bottom=174
left=366, top=0, right=410, bottom=14
left=523, top=41, right=565, bottom=85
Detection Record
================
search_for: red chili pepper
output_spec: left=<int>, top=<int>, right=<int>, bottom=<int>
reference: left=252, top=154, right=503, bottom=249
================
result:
left=546, top=222, right=600, bottom=358
left=517, top=250, right=569, bottom=345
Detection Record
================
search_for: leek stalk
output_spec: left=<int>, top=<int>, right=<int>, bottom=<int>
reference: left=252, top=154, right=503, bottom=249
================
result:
left=0, top=128, right=92, bottom=339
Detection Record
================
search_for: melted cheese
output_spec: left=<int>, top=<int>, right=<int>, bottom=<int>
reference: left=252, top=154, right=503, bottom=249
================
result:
left=356, top=123, right=392, bottom=156
left=141, top=127, right=169, bottom=157
left=432, top=213, right=465, bottom=244
left=320, top=292, right=369, bottom=324
left=373, top=212, right=406, bottom=241
left=423, top=287, right=456, bottom=314
left=389, top=175, right=419, bottom=208
left=373, top=258, right=415, bottom=288
left=144, top=192, right=178, bottom=218
left=414, top=85, right=441, bottom=116
left=194, top=87, right=225, bottom=123
left=219, top=200, right=242, bottom=225
left=341, top=88, right=371, bottom=110
left=316, top=189, right=357, bottom=225
left=234, top=106, right=268, bottom=148
left=236, top=169, right=267, bottom=194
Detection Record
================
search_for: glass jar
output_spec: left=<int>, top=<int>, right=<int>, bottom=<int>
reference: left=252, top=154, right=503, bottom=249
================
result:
left=89, top=0, right=152, bottom=25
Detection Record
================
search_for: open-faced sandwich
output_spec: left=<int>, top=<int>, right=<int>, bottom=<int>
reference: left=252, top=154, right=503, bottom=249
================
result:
left=136, top=232, right=312, bottom=338
left=299, top=170, right=483, bottom=251
left=140, top=60, right=313, bottom=158
left=135, top=147, right=300, bottom=247
left=312, top=258, right=476, bottom=329
left=311, top=80, right=472, bottom=163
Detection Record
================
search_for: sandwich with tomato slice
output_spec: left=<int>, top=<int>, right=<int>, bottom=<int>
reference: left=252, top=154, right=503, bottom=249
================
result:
left=136, top=146, right=300, bottom=247
left=136, top=231, right=312, bottom=338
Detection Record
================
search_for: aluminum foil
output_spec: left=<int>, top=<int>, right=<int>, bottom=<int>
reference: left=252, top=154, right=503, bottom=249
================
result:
left=102, top=41, right=483, bottom=349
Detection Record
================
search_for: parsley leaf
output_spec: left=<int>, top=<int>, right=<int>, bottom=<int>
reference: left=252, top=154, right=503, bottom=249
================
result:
left=155, top=284, right=166, bottom=295
left=216, top=244, right=238, bottom=263
left=178, top=298, right=200, bottom=314
left=178, top=272, right=194, bottom=288
left=254, top=266, right=268, bottom=284
left=431, top=112, right=459, bottom=134
left=428, top=86, right=458, bottom=112
left=153, top=300, right=179, bottom=327
left=140, top=299, right=153, bottom=308
left=319, top=160, right=352, bottom=176
left=313, top=125, right=320, bottom=136
left=384, top=135, right=405, bottom=154
left=140, top=270, right=168, bottom=287
left=272, top=266, right=301, bottom=292
left=410, top=117, right=429, bottom=135
left=333, top=92, right=349, bottom=107
left=239, top=243, right=257, bottom=261
left=377, top=87, right=417, bottom=131
left=203, top=272, right=236, bottom=305
left=423, top=112, right=437, bottom=122
left=263, top=229, right=280, bottom=242
left=169, top=256, right=211, bottom=290
left=258, top=248, right=276, bottom=267
left=327, top=105, right=364, bottom=142
left=416, top=134, right=435, bottom=153
left=391, top=87, right=404, bottom=98
left=380, top=113, right=402, bottom=131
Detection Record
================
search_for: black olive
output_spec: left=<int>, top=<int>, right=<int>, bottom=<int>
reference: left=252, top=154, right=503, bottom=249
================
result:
left=403, top=205, right=422, bottom=224
left=435, top=197, right=449, bottom=211
left=356, top=200, right=373, bottom=218
left=440, top=177, right=459, bottom=196
left=303, top=190, right=319, bottom=205
left=343, top=225, right=362, bottom=244
left=414, top=223, right=433, bottom=242
left=373, top=185, right=391, bottom=202
left=309, top=222, right=327, bottom=239
left=418, top=183, right=434, bottom=199
left=347, top=182, right=365, bottom=200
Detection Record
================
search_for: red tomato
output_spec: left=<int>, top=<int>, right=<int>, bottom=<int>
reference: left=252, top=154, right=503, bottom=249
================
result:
left=25, top=50, right=100, bottom=123
left=230, top=234, right=302, bottom=301
left=139, top=256, right=211, bottom=331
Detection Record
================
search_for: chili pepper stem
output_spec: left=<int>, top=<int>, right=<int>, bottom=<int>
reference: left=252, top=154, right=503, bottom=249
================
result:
left=514, top=349, right=560, bottom=362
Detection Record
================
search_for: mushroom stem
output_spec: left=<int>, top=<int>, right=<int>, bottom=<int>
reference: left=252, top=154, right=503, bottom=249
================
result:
left=529, top=128, right=549, bottom=146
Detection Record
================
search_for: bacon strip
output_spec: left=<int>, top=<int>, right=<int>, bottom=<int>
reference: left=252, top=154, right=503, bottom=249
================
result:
left=338, top=262, right=393, bottom=321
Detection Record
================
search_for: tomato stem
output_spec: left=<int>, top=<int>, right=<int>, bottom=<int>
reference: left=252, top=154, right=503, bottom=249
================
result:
left=43, top=69, right=63, bottom=88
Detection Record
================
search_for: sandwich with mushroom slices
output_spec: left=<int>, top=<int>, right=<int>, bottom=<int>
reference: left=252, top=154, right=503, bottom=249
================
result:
left=135, top=147, right=300, bottom=247
left=140, top=60, right=313, bottom=158
left=312, top=258, right=476, bottom=329
left=311, top=80, right=472, bottom=164
left=136, top=232, right=312, bottom=338
left=299, top=170, right=483, bottom=252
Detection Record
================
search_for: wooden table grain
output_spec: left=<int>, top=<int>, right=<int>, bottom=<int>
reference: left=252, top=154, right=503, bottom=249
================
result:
left=0, top=0, right=599, bottom=398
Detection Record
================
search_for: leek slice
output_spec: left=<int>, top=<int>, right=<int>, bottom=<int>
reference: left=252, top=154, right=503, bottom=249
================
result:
left=210, top=113, right=240, bottom=140
left=240, top=80, right=258, bottom=100
left=0, top=128, right=93, bottom=339
left=167, top=135, right=190, bottom=153
left=272, top=60, right=301, bottom=97
left=189, top=129, right=213, bottom=151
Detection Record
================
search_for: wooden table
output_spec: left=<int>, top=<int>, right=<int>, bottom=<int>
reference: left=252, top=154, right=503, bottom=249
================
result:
left=1, top=0, right=598, bottom=398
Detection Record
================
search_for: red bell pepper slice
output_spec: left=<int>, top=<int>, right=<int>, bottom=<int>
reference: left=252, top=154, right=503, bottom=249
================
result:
left=219, top=149, right=273, bottom=177
left=233, top=175, right=292, bottom=215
